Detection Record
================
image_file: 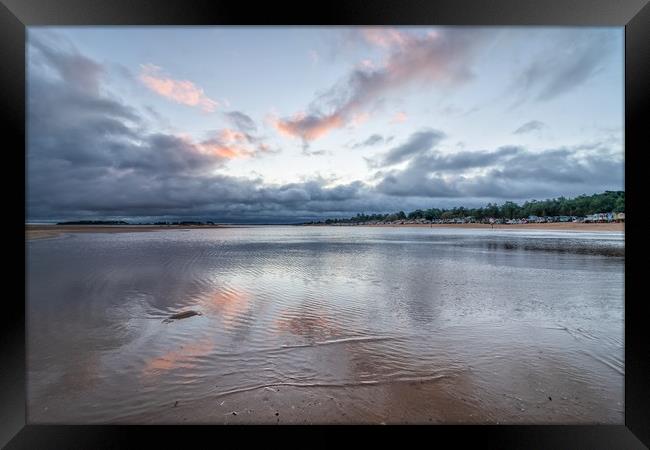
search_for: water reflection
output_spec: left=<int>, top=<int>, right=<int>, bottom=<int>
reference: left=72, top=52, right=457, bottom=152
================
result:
left=26, top=226, right=624, bottom=423
left=200, top=288, right=252, bottom=331
left=143, top=336, right=215, bottom=376
left=275, top=307, right=338, bottom=342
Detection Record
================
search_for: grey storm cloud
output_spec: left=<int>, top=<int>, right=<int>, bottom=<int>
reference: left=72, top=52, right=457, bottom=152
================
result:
left=414, top=146, right=522, bottom=172
left=513, top=120, right=546, bottom=134
left=512, top=29, right=617, bottom=103
left=375, top=129, right=446, bottom=167
left=29, top=36, right=104, bottom=95
left=376, top=141, right=623, bottom=199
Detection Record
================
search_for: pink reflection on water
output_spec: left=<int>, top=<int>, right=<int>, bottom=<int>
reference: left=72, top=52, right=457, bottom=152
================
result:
left=142, top=336, right=214, bottom=377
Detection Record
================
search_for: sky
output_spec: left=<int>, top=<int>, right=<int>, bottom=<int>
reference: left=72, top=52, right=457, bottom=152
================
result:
left=26, top=27, right=624, bottom=223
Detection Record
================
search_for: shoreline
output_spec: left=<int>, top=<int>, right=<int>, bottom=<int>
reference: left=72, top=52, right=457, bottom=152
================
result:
left=307, top=222, right=624, bottom=232
left=25, top=224, right=230, bottom=240
left=26, top=222, right=624, bottom=241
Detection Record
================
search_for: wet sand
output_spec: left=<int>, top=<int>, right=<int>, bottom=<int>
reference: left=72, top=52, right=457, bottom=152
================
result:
left=358, top=222, right=624, bottom=232
left=25, top=224, right=227, bottom=240
left=27, top=226, right=624, bottom=424
left=123, top=382, right=517, bottom=424
left=125, top=374, right=618, bottom=425
left=26, top=222, right=624, bottom=241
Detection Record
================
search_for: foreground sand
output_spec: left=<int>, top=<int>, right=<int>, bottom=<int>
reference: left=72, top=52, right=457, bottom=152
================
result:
left=25, top=224, right=227, bottom=240
left=82, top=377, right=621, bottom=425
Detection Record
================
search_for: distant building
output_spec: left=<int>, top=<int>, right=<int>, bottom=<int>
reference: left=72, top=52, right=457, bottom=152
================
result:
left=585, top=212, right=613, bottom=223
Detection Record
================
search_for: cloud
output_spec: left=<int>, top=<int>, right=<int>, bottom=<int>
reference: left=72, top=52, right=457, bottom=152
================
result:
left=197, top=129, right=255, bottom=159
left=139, top=64, right=218, bottom=112
left=27, top=49, right=445, bottom=222
left=374, top=129, right=446, bottom=167
left=390, top=111, right=408, bottom=124
left=26, top=34, right=379, bottom=222
left=414, top=146, right=522, bottom=172
left=302, top=149, right=331, bottom=157
left=26, top=35, right=284, bottom=221
left=375, top=144, right=623, bottom=200
left=221, top=111, right=279, bottom=156
left=513, top=120, right=546, bottom=134
left=27, top=31, right=624, bottom=223
left=29, top=35, right=104, bottom=95
left=273, top=28, right=488, bottom=143
left=271, top=112, right=343, bottom=142
left=350, top=112, right=370, bottom=127
left=359, top=28, right=414, bottom=49
left=511, top=29, right=617, bottom=104
left=350, top=134, right=390, bottom=149
left=224, top=111, right=257, bottom=133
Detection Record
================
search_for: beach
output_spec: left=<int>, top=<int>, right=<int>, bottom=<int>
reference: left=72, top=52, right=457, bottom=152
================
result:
left=26, top=222, right=624, bottom=241
left=25, top=224, right=227, bottom=240
left=363, top=222, right=624, bottom=232
left=26, top=226, right=624, bottom=424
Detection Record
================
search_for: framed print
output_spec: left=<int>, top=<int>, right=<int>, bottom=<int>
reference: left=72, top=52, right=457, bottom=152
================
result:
left=2, top=0, right=649, bottom=447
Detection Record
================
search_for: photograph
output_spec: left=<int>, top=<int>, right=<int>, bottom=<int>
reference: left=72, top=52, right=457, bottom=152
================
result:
left=25, top=25, right=625, bottom=425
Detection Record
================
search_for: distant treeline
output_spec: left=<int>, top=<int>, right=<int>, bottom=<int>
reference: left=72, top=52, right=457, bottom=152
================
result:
left=309, top=191, right=625, bottom=224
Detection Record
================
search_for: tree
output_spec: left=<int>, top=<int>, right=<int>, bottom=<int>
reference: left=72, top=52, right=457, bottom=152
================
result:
left=320, top=191, right=624, bottom=224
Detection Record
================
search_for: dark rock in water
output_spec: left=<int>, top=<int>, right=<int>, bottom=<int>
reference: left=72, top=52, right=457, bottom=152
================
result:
left=162, top=310, right=202, bottom=323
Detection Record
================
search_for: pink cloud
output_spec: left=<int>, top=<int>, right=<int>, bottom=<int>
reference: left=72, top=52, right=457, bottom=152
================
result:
left=218, top=128, right=248, bottom=143
left=351, top=112, right=370, bottom=127
left=272, top=28, right=486, bottom=143
left=360, top=28, right=412, bottom=49
left=192, top=128, right=275, bottom=160
left=271, top=112, right=344, bottom=141
left=198, top=129, right=254, bottom=159
left=199, top=142, right=250, bottom=159
left=139, top=64, right=218, bottom=112
left=172, top=132, right=249, bottom=161
left=391, top=111, right=408, bottom=123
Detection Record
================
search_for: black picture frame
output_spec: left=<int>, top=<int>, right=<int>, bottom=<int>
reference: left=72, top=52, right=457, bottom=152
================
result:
left=3, top=0, right=648, bottom=447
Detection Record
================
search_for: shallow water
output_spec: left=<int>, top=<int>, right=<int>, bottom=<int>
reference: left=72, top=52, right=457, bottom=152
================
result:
left=26, top=226, right=624, bottom=423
